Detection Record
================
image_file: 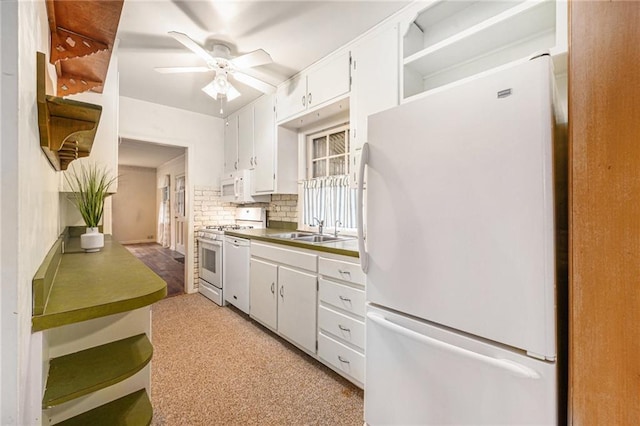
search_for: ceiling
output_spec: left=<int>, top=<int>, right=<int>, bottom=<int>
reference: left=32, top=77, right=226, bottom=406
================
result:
left=119, top=138, right=186, bottom=168
left=116, top=0, right=409, bottom=118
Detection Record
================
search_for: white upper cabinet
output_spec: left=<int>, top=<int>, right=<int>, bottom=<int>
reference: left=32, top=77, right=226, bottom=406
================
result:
left=223, top=113, right=238, bottom=173
left=401, top=0, right=566, bottom=102
left=305, top=51, right=351, bottom=109
left=237, top=105, right=254, bottom=170
left=253, top=94, right=276, bottom=193
left=276, top=51, right=351, bottom=123
left=275, top=75, right=307, bottom=122
left=222, top=93, right=297, bottom=195
left=350, top=24, right=399, bottom=154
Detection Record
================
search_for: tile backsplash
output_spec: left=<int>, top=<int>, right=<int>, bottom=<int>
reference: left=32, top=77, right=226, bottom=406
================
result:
left=192, top=187, right=298, bottom=288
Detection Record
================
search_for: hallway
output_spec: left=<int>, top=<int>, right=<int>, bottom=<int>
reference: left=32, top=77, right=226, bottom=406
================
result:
left=124, top=243, right=185, bottom=297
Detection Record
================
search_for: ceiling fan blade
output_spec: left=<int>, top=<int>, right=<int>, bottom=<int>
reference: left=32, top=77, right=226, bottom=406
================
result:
left=226, top=84, right=241, bottom=102
left=230, top=49, right=273, bottom=69
left=232, top=72, right=276, bottom=94
left=168, top=31, right=214, bottom=64
left=155, top=66, right=211, bottom=74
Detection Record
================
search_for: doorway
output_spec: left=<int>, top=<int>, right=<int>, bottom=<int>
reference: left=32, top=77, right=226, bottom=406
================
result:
left=113, top=138, right=188, bottom=296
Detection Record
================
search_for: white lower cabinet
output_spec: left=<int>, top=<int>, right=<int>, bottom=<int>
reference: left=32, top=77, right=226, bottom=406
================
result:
left=249, top=242, right=318, bottom=355
left=249, top=258, right=278, bottom=331
left=318, top=255, right=365, bottom=387
left=249, top=241, right=364, bottom=387
left=277, top=266, right=317, bottom=354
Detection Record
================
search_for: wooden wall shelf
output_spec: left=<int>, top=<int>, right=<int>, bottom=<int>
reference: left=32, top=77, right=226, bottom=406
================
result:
left=45, top=0, right=124, bottom=96
left=37, top=52, right=102, bottom=171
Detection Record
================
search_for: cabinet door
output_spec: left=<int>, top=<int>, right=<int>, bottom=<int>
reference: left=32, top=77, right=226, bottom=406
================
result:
left=351, top=25, right=399, bottom=153
left=276, top=74, right=307, bottom=122
left=237, top=105, right=254, bottom=170
left=306, top=51, right=351, bottom=108
left=224, top=113, right=238, bottom=173
left=253, top=94, right=275, bottom=193
left=277, top=266, right=317, bottom=354
left=249, top=258, right=278, bottom=330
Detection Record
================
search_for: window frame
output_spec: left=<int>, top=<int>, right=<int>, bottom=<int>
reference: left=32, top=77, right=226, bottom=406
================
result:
left=306, top=123, right=350, bottom=179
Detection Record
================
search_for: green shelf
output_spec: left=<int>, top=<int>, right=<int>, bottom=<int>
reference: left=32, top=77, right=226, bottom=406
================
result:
left=43, top=334, right=153, bottom=408
left=55, top=389, right=152, bottom=426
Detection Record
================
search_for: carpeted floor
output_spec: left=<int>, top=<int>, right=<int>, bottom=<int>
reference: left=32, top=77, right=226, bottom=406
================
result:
left=150, top=293, right=364, bottom=425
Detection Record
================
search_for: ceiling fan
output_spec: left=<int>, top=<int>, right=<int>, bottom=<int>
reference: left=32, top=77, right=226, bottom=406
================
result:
left=155, top=31, right=276, bottom=111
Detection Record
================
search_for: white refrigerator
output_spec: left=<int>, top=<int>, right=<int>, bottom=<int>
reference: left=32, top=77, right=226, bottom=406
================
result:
left=358, top=56, right=561, bottom=425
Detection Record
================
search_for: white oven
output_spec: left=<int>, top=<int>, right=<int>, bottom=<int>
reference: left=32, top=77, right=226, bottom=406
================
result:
left=198, top=238, right=223, bottom=305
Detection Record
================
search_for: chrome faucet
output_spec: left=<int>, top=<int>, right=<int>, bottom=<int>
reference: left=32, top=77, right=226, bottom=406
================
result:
left=313, top=217, right=324, bottom=235
left=334, top=220, right=342, bottom=237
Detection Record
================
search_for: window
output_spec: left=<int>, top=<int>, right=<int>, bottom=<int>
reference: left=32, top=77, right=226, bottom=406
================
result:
left=303, top=124, right=356, bottom=231
left=307, top=125, right=349, bottom=178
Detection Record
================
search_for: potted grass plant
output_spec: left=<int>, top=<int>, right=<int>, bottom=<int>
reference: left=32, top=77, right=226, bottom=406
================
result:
left=65, top=163, right=117, bottom=252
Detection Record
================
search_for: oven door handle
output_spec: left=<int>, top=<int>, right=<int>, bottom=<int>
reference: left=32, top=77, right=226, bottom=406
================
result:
left=199, top=239, right=223, bottom=248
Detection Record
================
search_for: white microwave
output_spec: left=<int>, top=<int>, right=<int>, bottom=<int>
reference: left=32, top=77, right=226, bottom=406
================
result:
left=220, top=170, right=269, bottom=204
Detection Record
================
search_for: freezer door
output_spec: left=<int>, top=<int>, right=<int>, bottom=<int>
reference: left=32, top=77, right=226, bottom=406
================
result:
left=365, top=305, right=556, bottom=425
left=365, top=56, right=557, bottom=358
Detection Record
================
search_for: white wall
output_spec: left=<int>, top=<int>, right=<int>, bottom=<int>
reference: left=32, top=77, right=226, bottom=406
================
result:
left=60, top=43, right=120, bottom=235
left=156, top=155, right=186, bottom=250
left=0, top=1, right=63, bottom=424
left=119, top=96, right=223, bottom=187
left=112, top=166, right=158, bottom=244
left=119, top=96, right=224, bottom=293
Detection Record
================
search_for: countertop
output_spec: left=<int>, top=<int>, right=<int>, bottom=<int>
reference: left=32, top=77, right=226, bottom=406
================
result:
left=32, top=236, right=167, bottom=331
left=224, top=228, right=360, bottom=258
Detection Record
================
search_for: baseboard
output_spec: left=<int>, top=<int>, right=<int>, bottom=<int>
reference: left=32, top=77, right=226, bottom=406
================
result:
left=119, top=239, right=156, bottom=245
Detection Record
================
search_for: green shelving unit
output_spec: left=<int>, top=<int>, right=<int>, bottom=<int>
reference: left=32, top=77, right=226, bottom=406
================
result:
left=55, top=389, right=152, bottom=426
left=43, top=334, right=153, bottom=408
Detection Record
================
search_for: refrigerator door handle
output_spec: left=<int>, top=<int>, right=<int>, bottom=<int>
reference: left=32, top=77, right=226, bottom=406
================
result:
left=357, top=142, right=370, bottom=272
left=367, top=312, right=541, bottom=380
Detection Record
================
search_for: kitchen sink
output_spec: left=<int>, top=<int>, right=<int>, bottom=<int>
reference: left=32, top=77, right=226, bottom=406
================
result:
left=293, top=235, right=354, bottom=243
left=269, top=232, right=355, bottom=244
left=269, top=232, right=314, bottom=239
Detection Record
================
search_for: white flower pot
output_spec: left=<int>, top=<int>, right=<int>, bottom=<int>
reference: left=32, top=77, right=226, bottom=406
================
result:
left=81, top=227, right=104, bottom=252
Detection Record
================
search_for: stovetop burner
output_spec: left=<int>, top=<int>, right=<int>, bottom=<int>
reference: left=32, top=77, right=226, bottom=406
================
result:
left=205, top=224, right=254, bottom=232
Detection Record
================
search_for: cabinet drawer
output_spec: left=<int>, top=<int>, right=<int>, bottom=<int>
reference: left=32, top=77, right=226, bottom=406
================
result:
left=318, top=305, right=365, bottom=350
left=251, top=242, right=317, bottom=272
left=318, top=257, right=365, bottom=285
left=318, top=332, right=364, bottom=385
left=319, top=279, right=365, bottom=318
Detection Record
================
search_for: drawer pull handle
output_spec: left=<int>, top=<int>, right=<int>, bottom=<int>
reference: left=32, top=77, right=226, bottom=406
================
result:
left=338, top=269, right=352, bottom=279
left=338, top=356, right=350, bottom=364
left=338, top=324, right=351, bottom=333
left=280, top=285, right=284, bottom=298
left=339, top=295, right=352, bottom=303
left=271, top=282, right=275, bottom=294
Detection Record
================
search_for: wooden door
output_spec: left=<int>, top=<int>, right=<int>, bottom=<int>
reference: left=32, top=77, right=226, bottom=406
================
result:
left=569, top=2, right=640, bottom=423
